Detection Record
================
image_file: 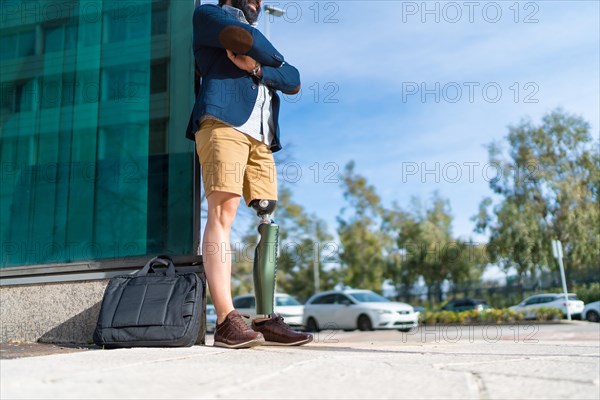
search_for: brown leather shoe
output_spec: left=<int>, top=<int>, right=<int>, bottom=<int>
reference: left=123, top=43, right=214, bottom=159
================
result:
left=214, top=310, right=265, bottom=349
left=252, top=314, right=313, bottom=346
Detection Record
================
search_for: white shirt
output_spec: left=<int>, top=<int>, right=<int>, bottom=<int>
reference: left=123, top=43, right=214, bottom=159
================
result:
left=219, top=5, right=275, bottom=146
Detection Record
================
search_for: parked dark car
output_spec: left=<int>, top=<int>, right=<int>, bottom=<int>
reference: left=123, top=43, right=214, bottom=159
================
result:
left=440, top=298, right=491, bottom=312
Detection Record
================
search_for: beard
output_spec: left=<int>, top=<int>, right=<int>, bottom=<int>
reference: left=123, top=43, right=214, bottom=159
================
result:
left=231, top=0, right=261, bottom=25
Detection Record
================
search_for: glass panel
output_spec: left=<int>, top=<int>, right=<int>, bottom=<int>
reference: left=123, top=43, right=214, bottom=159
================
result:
left=16, top=80, right=37, bottom=112
left=151, top=8, right=168, bottom=36
left=0, top=34, right=18, bottom=60
left=348, top=291, right=389, bottom=303
left=105, top=4, right=150, bottom=43
left=234, top=297, right=252, bottom=308
left=61, top=73, right=76, bottom=107
left=525, top=297, right=539, bottom=305
left=64, top=24, right=78, bottom=50
left=1, top=82, right=16, bottom=112
left=336, top=294, right=353, bottom=305
left=103, top=64, right=150, bottom=102
left=78, top=70, right=99, bottom=104
left=276, top=295, right=301, bottom=306
left=149, top=119, right=167, bottom=155
left=0, top=0, right=195, bottom=268
left=41, top=75, right=61, bottom=109
left=105, top=11, right=126, bottom=43
left=44, top=26, right=64, bottom=53
left=18, top=31, right=36, bottom=57
left=150, top=62, right=168, bottom=94
left=314, top=294, right=336, bottom=305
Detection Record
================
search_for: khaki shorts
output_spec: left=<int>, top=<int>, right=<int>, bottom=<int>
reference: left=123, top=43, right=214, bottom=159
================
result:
left=195, top=119, right=277, bottom=205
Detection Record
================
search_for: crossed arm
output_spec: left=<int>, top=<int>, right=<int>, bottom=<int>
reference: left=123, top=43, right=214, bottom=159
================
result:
left=193, top=5, right=301, bottom=95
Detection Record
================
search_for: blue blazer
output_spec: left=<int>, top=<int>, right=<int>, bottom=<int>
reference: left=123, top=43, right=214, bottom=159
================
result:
left=185, top=4, right=301, bottom=153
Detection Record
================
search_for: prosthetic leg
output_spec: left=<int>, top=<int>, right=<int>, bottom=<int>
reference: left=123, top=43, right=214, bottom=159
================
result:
left=249, top=199, right=313, bottom=346
left=250, top=199, right=278, bottom=318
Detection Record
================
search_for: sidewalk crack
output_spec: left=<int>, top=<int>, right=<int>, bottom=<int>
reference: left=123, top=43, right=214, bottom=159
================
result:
left=469, top=371, right=489, bottom=400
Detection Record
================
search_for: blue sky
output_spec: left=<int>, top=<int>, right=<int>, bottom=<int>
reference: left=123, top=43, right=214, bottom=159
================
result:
left=198, top=1, right=599, bottom=282
left=253, top=1, right=600, bottom=246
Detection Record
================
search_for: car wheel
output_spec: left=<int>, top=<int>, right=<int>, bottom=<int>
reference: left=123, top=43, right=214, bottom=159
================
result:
left=357, top=315, right=373, bottom=331
left=306, top=317, right=320, bottom=332
left=586, top=310, right=599, bottom=323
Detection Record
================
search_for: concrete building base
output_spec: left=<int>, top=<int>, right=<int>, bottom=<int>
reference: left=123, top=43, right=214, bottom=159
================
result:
left=0, top=280, right=109, bottom=344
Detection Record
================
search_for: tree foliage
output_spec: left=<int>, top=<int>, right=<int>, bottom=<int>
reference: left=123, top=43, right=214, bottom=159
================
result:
left=336, top=162, right=388, bottom=290
left=386, top=194, right=486, bottom=303
left=337, top=163, right=485, bottom=300
left=274, top=187, right=337, bottom=300
left=474, top=109, right=600, bottom=283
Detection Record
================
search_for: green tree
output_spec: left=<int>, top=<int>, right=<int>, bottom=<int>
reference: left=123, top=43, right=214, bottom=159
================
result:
left=474, top=109, right=600, bottom=285
left=382, top=203, right=419, bottom=296
left=275, top=187, right=337, bottom=300
left=390, top=194, right=484, bottom=304
left=337, top=163, right=486, bottom=302
left=337, top=161, right=388, bottom=291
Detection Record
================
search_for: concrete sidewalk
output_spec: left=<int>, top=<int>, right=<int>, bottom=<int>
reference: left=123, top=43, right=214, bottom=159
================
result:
left=1, top=322, right=599, bottom=399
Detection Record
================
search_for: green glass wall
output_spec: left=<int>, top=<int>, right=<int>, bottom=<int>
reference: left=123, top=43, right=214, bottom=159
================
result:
left=0, top=0, right=195, bottom=268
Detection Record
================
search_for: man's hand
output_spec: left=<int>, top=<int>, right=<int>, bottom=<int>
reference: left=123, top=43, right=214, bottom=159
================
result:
left=227, top=49, right=260, bottom=74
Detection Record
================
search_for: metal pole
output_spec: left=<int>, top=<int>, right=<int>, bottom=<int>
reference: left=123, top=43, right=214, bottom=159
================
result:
left=263, top=6, right=286, bottom=40
left=313, top=241, right=320, bottom=293
left=557, top=256, right=571, bottom=320
left=552, top=240, right=571, bottom=320
left=264, top=14, right=271, bottom=40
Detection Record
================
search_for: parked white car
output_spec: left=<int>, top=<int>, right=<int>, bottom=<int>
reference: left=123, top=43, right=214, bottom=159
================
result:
left=206, top=304, right=217, bottom=333
left=509, top=293, right=585, bottom=319
left=582, top=301, right=600, bottom=322
left=232, top=293, right=305, bottom=327
left=303, top=289, right=418, bottom=332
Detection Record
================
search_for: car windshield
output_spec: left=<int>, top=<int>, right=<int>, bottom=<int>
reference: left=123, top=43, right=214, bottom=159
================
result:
left=275, top=296, right=301, bottom=306
left=347, top=291, right=390, bottom=303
